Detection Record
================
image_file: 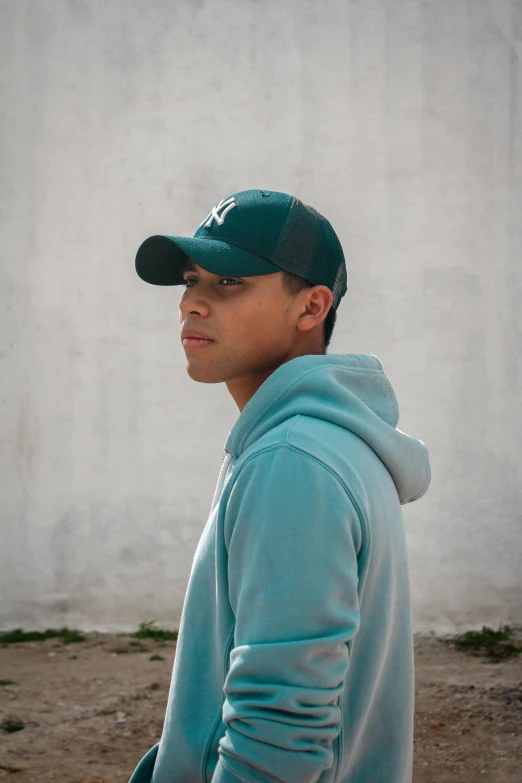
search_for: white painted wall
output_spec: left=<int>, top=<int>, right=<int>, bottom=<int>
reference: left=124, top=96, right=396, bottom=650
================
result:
left=1, top=0, right=520, bottom=635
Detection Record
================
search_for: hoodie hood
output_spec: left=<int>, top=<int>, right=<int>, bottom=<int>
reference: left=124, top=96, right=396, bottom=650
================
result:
left=224, top=353, right=431, bottom=505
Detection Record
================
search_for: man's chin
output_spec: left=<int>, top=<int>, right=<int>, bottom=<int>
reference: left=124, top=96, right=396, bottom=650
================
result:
left=185, top=363, right=223, bottom=384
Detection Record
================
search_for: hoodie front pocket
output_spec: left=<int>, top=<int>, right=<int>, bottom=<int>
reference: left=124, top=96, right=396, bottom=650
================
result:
left=202, top=713, right=227, bottom=783
left=331, top=686, right=345, bottom=783
left=203, top=630, right=235, bottom=782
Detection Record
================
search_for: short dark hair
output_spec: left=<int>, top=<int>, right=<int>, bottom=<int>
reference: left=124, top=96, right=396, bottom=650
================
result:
left=280, top=270, right=337, bottom=353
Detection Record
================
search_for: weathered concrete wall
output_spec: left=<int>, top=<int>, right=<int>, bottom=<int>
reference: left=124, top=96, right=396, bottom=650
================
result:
left=1, top=0, right=520, bottom=634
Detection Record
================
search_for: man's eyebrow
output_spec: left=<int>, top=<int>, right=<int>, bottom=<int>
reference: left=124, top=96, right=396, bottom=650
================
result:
left=181, top=265, right=223, bottom=278
left=180, top=263, right=246, bottom=281
left=181, top=258, right=198, bottom=272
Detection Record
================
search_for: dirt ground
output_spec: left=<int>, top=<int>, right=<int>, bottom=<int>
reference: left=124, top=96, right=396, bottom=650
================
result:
left=0, top=630, right=521, bottom=783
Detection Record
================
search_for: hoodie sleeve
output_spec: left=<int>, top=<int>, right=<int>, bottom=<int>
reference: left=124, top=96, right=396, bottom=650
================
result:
left=211, top=444, right=364, bottom=783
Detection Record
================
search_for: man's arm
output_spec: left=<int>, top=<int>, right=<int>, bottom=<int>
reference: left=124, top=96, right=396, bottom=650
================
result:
left=212, top=444, right=364, bottom=783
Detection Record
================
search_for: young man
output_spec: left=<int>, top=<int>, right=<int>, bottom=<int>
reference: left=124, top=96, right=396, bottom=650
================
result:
left=128, top=189, right=431, bottom=783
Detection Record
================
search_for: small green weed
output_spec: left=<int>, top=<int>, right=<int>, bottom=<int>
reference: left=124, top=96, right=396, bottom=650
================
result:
left=128, top=641, right=149, bottom=652
left=132, top=620, right=178, bottom=643
left=0, top=627, right=86, bottom=646
left=1, top=717, right=25, bottom=734
left=454, top=625, right=522, bottom=663
left=149, top=654, right=165, bottom=661
left=112, top=640, right=150, bottom=655
left=0, top=680, right=19, bottom=687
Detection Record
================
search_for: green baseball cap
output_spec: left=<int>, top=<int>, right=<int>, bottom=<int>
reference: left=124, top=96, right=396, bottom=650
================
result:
left=135, top=189, right=348, bottom=310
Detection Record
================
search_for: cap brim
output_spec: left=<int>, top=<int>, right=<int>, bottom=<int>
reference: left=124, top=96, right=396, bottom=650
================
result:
left=135, top=235, right=281, bottom=285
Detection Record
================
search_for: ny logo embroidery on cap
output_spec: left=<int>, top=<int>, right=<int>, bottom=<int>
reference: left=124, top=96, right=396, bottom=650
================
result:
left=199, top=196, right=237, bottom=228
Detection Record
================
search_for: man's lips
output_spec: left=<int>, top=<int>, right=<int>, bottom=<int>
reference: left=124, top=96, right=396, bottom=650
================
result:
left=182, top=337, right=214, bottom=348
left=181, top=329, right=214, bottom=340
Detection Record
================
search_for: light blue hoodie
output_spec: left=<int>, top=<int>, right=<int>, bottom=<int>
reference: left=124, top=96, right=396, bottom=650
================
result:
left=128, top=353, right=431, bottom=783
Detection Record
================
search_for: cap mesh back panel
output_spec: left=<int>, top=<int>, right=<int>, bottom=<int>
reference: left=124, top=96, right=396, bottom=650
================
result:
left=270, top=198, right=347, bottom=310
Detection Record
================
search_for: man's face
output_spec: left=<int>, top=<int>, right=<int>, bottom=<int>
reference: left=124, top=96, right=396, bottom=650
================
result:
left=178, top=260, right=332, bottom=412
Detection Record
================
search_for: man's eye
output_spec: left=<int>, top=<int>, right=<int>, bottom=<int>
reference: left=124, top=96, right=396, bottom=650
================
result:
left=183, top=277, right=240, bottom=287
